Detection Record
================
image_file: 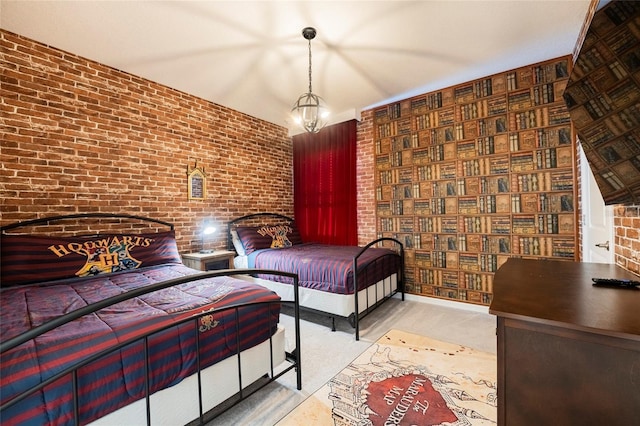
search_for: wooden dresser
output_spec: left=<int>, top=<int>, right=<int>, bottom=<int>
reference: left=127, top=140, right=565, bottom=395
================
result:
left=489, top=258, right=640, bottom=425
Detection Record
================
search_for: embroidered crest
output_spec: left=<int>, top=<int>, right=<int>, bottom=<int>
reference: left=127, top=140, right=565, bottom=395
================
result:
left=258, top=224, right=293, bottom=249
left=199, top=314, right=220, bottom=332
left=47, top=235, right=152, bottom=277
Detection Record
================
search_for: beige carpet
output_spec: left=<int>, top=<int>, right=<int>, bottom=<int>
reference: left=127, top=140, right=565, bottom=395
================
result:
left=276, top=329, right=497, bottom=426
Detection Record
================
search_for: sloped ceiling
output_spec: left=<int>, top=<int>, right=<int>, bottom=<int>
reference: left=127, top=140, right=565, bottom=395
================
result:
left=1, top=1, right=592, bottom=133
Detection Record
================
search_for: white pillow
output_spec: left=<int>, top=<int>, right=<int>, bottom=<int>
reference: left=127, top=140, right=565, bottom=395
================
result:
left=231, top=230, right=246, bottom=256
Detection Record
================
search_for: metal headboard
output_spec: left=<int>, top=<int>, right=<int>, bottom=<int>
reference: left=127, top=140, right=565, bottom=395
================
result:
left=227, top=212, right=294, bottom=251
left=1, top=213, right=174, bottom=233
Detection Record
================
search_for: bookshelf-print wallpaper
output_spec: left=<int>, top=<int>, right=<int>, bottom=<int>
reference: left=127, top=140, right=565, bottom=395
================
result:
left=374, top=56, right=578, bottom=306
left=564, top=0, right=640, bottom=205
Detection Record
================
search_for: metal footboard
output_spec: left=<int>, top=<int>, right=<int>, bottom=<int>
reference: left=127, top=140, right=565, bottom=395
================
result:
left=353, top=237, right=404, bottom=341
left=0, top=268, right=302, bottom=426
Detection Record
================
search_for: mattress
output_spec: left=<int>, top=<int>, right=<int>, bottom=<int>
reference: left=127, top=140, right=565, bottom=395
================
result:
left=245, top=243, right=401, bottom=294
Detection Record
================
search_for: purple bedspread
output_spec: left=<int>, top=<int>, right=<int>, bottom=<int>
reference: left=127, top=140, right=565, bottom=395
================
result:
left=0, top=263, right=281, bottom=426
left=248, top=243, right=401, bottom=294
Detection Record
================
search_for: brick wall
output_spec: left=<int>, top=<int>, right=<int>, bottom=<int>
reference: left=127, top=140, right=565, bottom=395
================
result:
left=0, top=30, right=293, bottom=253
left=356, top=109, right=376, bottom=245
left=614, top=206, right=640, bottom=276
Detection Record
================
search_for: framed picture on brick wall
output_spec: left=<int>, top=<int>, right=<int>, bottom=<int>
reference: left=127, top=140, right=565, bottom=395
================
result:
left=187, top=163, right=206, bottom=200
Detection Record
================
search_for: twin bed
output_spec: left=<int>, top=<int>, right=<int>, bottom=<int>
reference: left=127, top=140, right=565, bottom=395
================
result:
left=0, top=212, right=404, bottom=425
left=0, top=214, right=301, bottom=426
left=229, top=213, right=405, bottom=340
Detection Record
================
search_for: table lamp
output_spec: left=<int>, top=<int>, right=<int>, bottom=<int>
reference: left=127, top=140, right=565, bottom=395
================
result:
left=199, top=219, right=217, bottom=254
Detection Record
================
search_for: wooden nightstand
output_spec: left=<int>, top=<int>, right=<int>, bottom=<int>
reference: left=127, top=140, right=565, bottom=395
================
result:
left=181, top=250, right=235, bottom=271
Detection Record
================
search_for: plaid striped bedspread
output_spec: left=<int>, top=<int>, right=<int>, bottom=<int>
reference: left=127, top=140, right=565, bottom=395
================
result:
left=248, top=243, right=401, bottom=294
left=0, top=263, right=281, bottom=426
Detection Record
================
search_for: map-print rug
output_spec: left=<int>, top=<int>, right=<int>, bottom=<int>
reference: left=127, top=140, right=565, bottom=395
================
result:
left=277, top=329, right=497, bottom=425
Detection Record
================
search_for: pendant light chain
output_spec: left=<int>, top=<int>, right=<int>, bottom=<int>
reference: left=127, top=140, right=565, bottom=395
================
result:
left=307, top=37, right=313, bottom=94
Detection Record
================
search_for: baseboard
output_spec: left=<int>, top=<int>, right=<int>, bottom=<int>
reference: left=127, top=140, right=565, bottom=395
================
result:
left=394, top=292, right=490, bottom=315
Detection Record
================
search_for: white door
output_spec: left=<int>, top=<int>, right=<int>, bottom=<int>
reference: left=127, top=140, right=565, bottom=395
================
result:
left=580, top=145, right=614, bottom=263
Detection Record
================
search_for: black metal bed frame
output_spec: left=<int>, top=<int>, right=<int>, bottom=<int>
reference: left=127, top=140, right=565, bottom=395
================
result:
left=228, top=213, right=405, bottom=340
left=1, top=214, right=302, bottom=425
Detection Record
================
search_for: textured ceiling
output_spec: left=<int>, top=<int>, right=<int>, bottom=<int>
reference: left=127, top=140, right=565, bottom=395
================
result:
left=1, top=1, right=592, bottom=133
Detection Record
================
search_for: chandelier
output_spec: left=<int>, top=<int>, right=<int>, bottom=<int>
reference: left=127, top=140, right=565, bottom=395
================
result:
left=291, top=27, right=329, bottom=133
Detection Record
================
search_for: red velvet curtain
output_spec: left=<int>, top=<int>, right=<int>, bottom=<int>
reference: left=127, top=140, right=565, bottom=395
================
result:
left=293, top=120, right=357, bottom=245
